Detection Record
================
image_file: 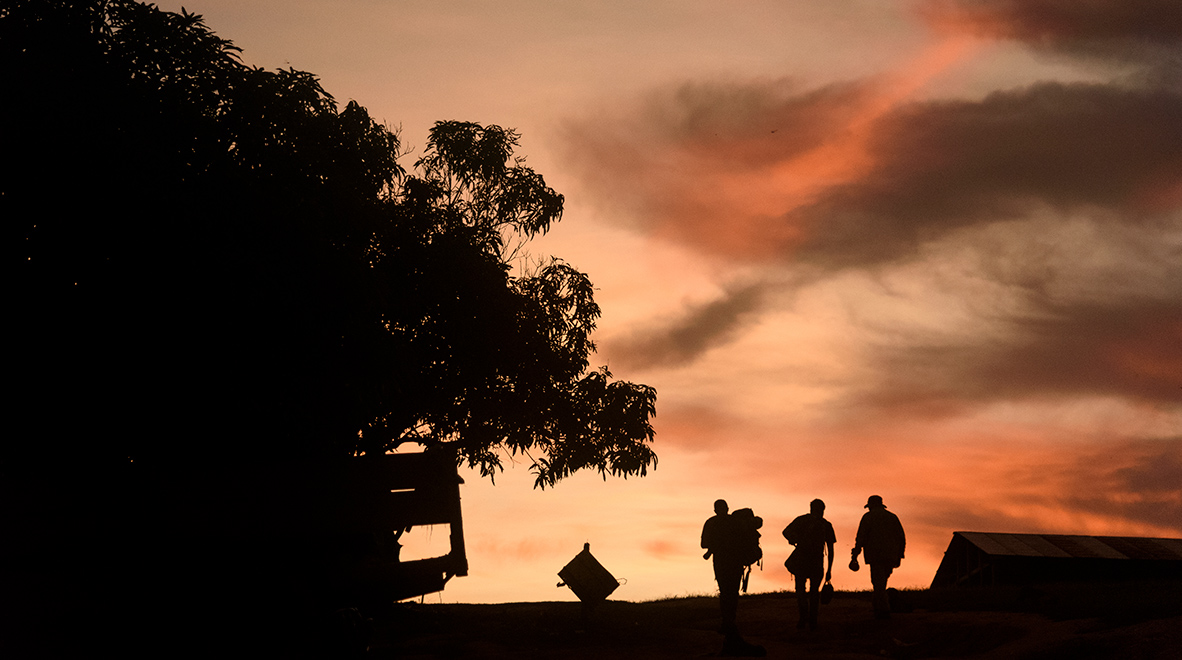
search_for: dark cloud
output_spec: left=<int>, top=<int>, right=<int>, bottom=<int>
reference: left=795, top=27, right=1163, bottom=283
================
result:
left=791, top=82, right=1182, bottom=269
left=912, top=501, right=1045, bottom=535
left=594, top=82, right=1182, bottom=393
left=562, top=80, right=1182, bottom=270
left=1112, top=442, right=1182, bottom=493
left=1063, top=439, right=1182, bottom=532
left=559, top=3, right=1182, bottom=379
left=604, top=282, right=768, bottom=370
left=863, top=298, right=1182, bottom=409
left=920, top=0, right=1182, bottom=82
left=921, top=0, right=1182, bottom=42
left=630, top=78, right=872, bottom=168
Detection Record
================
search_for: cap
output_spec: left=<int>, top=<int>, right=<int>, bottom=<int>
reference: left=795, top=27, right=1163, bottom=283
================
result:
left=865, top=495, right=885, bottom=509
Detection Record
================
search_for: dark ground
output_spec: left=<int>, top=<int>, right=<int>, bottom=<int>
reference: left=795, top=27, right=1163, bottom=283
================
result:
left=5, top=578, right=1178, bottom=657
left=365, top=582, right=1182, bottom=659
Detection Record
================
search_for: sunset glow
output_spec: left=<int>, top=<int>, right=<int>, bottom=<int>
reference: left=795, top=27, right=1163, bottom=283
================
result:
left=157, top=0, right=1181, bottom=604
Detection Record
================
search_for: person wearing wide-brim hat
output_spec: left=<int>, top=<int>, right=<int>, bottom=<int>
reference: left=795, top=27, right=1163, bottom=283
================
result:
left=851, top=495, right=906, bottom=619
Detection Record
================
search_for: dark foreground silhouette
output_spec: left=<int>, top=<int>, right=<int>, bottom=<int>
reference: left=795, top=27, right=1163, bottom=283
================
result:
left=852, top=494, right=907, bottom=619
left=784, top=498, right=837, bottom=631
left=4, top=2, right=658, bottom=655
left=702, top=499, right=767, bottom=655
left=372, top=583, right=1182, bottom=659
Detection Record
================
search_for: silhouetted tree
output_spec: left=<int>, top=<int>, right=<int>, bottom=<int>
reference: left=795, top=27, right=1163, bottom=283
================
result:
left=4, top=0, right=655, bottom=488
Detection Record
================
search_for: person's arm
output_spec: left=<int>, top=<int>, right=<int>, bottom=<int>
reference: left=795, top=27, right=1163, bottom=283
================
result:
left=825, top=540, right=835, bottom=581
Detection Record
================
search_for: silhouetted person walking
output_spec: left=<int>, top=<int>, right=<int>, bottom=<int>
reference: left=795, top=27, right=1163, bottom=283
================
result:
left=851, top=495, right=905, bottom=619
left=783, top=499, right=835, bottom=630
left=702, top=499, right=767, bottom=657
left=702, top=499, right=742, bottom=633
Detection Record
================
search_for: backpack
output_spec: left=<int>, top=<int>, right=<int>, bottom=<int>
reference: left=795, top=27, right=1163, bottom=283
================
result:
left=730, top=508, right=763, bottom=567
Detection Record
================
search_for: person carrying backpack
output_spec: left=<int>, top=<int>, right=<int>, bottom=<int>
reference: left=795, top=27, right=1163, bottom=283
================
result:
left=702, top=499, right=767, bottom=656
left=702, top=499, right=743, bottom=633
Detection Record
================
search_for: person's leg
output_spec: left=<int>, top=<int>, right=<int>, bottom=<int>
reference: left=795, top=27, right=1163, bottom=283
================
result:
left=870, top=564, right=893, bottom=618
left=717, top=565, right=742, bottom=633
left=807, top=575, right=821, bottom=629
left=794, top=574, right=809, bottom=629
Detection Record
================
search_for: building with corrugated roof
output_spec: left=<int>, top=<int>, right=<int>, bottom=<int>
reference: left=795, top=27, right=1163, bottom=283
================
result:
left=931, top=532, right=1182, bottom=588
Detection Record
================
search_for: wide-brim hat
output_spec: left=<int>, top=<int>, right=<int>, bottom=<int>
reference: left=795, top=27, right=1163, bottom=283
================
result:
left=865, top=495, right=885, bottom=508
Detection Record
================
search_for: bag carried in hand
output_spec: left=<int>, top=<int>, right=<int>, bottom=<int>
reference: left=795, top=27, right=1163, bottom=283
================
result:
left=784, top=548, right=803, bottom=575
left=848, top=556, right=860, bottom=572
left=820, top=580, right=834, bottom=605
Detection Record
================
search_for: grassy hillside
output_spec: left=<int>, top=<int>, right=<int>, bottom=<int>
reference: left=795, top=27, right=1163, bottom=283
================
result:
left=367, top=581, right=1182, bottom=658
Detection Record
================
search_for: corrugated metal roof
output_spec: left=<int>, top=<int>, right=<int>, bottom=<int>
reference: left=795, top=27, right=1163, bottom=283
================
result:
left=1149, top=538, right=1182, bottom=559
left=953, top=532, right=1182, bottom=561
left=1013, top=534, right=1073, bottom=558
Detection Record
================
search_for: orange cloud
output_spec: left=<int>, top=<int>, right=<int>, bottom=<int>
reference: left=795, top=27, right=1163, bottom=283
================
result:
left=565, top=71, right=1182, bottom=290
left=561, top=35, right=982, bottom=260
left=643, top=539, right=682, bottom=559
left=760, top=34, right=982, bottom=217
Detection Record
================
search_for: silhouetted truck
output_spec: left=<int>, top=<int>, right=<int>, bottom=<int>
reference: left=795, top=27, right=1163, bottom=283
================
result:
left=350, top=449, right=469, bottom=601
left=1, top=448, right=467, bottom=655
left=171, top=448, right=469, bottom=607
left=274, top=449, right=470, bottom=603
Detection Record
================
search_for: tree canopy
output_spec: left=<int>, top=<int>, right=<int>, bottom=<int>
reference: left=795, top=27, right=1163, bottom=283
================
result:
left=4, top=0, right=656, bottom=488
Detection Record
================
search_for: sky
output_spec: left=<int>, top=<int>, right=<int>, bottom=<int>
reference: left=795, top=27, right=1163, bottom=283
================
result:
left=158, top=0, right=1182, bottom=603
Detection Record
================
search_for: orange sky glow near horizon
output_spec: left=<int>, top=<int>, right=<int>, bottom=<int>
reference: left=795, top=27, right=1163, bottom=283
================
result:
left=157, top=0, right=1181, bottom=605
